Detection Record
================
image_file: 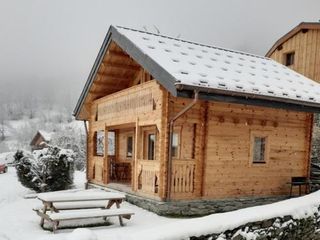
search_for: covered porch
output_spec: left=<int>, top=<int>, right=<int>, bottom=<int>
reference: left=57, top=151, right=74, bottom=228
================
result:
left=87, top=81, right=200, bottom=201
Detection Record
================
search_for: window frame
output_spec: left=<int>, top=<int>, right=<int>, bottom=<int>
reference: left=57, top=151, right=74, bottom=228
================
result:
left=249, top=131, right=270, bottom=165
left=94, top=130, right=105, bottom=157
left=147, top=133, right=156, bottom=160
left=171, top=125, right=182, bottom=159
left=142, top=127, right=157, bottom=161
left=107, top=130, right=116, bottom=156
left=171, top=132, right=180, bottom=159
left=284, top=51, right=295, bottom=67
left=126, top=134, right=134, bottom=159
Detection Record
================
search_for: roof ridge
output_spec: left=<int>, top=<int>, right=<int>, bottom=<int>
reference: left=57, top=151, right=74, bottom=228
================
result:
left=266, top=21, right=320, bottom=57
left=115, top=25, right=268, bottom=60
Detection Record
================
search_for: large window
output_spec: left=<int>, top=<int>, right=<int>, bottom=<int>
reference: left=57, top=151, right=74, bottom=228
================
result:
left=94, top=130, right=116, bottom=157
left=95, top=130, right=104, bottom=156
left=126, top=135, right=133, bottom=158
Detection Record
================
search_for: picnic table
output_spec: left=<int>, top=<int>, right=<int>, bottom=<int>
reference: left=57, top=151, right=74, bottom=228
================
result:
left=34, top=189, right=134, bottom=233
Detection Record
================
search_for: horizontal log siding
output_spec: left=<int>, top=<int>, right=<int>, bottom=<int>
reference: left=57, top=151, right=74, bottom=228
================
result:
left=203, top=101, right=312, bottom=199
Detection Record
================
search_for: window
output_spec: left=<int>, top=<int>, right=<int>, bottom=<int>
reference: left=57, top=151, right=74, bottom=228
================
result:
left=147, top=134, right=155, bottom=160
left=126, top=135, right=133, bottom=158
left=143, top=127, right=157, bottom=160
left=95, top=130, right=104, bottom=156
left=108, top=131, right=116, bottom=156
left=284, top=52, right=295, bottom=66
left=252, top=136, right=266, bottom=163
left=171, top=133, right=179, bottom=158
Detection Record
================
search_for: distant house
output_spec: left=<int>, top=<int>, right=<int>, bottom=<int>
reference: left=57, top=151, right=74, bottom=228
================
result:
left=73, top=26, right=320, bottom=215
left=266, top=22, right=320, bottom=83
left=30, top=130, right=53, bottom=151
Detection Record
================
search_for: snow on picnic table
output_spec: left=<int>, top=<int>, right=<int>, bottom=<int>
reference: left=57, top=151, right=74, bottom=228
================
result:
left=1, top=167, right=320, bottom=240
left=37, top=189, right=125, bottom=202
left=0, top=167, right=175, bottom=240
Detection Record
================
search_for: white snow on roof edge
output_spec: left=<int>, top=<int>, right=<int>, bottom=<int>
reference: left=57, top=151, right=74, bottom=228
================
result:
left=38, top=130, right=54, bottom=142
left=114, top=26, right=320, bottom=107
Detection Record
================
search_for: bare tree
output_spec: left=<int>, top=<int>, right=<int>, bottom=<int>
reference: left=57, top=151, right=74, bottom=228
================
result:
left=0, top=104, right=7, bottom=141
left=0, top=118, right=5, bottom=141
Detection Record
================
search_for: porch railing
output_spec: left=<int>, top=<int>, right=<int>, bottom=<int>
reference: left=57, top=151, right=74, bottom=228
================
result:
left=137, top=160, right=160, bottom=195
left=171, top=160, right=196, bottom=197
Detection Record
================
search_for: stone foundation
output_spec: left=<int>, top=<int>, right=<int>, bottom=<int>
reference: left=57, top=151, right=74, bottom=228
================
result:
left=125, top=193, right=287, bottom=217
left=88, top=182, right=287, bottom=217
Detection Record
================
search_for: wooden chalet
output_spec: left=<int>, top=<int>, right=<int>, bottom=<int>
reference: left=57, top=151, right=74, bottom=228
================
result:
left=30, top=130, right=53, bottom=151
left=266, top=22, right=320, bottom=82
left=74, top=26, right=320, bottom=203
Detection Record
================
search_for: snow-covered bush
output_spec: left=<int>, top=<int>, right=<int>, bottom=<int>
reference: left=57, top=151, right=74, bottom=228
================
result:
left=14, top=146, right=75, bottom=192
left=14, top=150, right=35, bottom=190
left=51, top=127, right=86, bottom=171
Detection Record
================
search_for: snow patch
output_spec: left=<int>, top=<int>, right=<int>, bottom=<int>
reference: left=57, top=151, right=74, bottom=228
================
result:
left=66, top=228, right=97, bottom=240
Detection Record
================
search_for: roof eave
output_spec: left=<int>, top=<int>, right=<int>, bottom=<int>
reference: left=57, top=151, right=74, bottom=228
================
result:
left=266, top=22, right=320, bottom=57
left=73, top=25, right=178, bottom=120
left=73, top=27, right=114, bottom=120
left=111, top=26, right=177, bottom=96
left=176, top=83, right=320, bottom=113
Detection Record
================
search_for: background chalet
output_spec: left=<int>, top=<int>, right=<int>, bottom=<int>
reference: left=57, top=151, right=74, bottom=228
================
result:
left=30, top=130, right=53, bottom=151
left=266, top=22, right=320, bottom=82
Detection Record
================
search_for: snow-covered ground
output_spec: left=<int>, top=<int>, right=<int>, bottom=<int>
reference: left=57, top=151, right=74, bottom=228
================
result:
left=0, top=151, right=15, bottom=164
left=0, top=168, right=176, bottom=240
left=2, top=167, right=320, bottom=240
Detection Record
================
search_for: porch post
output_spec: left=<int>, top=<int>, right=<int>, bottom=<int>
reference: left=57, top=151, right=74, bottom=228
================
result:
left=103, top=126, right=109, bottom=184
left=133, top=118, right=140, bottom=191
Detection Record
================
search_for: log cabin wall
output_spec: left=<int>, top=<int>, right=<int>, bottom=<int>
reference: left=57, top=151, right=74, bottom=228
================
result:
left=202, top=101, right=313, bottom=199
left=87, top=80, right=169, bottom=200
left=268, top=29, right=320, bottom=82
left=168, top=97, right=206, bottom=200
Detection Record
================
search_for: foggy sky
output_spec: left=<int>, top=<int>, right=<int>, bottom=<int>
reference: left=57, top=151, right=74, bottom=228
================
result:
left=0, top=0, right=320, bottom=106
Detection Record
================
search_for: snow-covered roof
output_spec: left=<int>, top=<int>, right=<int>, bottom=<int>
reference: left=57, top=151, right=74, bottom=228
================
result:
left=30, top=130, right=54, bottom=146
left=74, top=25, right=320, bottom=119
left=115, top=26, right=320, bottom=106
left=38, top=130, right=53, bottom=142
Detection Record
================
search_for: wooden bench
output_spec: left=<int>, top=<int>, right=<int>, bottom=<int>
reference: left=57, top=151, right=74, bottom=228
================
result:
left=33, top=200, right=109, bottom=211
left=34, top=208, right=134, bottom=233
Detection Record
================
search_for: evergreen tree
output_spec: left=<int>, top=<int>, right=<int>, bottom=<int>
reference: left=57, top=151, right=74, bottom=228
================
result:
left=14, top=146, right=75, bottom=192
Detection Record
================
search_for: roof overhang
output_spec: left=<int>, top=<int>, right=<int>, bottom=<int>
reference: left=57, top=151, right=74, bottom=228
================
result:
left=266, top=22, right=320, bottom=57
left=177, top=84, right=320, bottom=113
left=74, top=25, right=320, bottom=120
left=73, top=26, right=177, bottom=120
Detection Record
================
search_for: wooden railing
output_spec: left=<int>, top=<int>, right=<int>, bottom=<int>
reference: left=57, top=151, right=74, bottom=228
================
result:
left=137, top=160, right=160, bottom=195
left=171, top=160, right=196, bottom=197
left=97, top=81, right=157, bottom=121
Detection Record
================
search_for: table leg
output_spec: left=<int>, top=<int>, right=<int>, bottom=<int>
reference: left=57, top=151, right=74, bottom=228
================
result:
left=118, top=215, right=124, bottom=226
left=115, top=200, right=121, bottom=208
left=115, top=200, right=125, bottom=224
left=40, top=203, right=48, bottom=228
left=52, top=221, right=58, bottom=233
left=106, top=200, right=115, bottom=209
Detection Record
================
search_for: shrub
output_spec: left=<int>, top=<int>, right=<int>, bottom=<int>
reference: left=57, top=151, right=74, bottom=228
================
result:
left=14, top=146, right=75, bottom=192
left=51, top=128, right=86, bottom=171
left=14, top=150, right=35, bottom=190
